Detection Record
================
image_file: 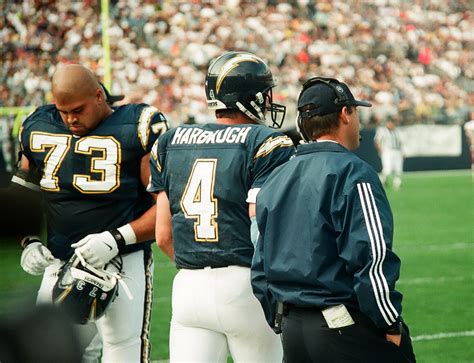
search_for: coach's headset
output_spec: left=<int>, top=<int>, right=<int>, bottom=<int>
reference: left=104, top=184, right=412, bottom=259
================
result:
left=296, top=77, right=349, bottom=142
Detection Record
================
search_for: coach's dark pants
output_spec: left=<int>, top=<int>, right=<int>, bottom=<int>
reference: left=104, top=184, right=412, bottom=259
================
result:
left=282, top=306, right=416, bottom=363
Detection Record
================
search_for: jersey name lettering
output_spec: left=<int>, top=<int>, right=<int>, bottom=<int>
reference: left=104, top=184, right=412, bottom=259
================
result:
left=171, top=127, right=251, bottom=145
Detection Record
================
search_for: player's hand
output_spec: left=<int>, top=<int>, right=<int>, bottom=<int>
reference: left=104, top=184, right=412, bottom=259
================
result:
left=71, top=231, right=119, bottom=269
left=20, top=241, right=58, bottom=275
left=386, top=333, right=402, bottom=346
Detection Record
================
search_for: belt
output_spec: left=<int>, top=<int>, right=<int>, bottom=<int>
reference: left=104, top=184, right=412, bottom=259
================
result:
left=283, top=303, right=374, bottom=326
left=284, top=303, right=364, bottom=316
left=284, top=303, right=322, bottom=312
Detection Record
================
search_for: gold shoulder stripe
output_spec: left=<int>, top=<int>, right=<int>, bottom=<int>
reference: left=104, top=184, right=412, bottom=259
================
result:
left=138, top=106, right=159, bottom=150
left=254, top=136, right=294, bottom=159
left=150, top=141, right=161, bottom=172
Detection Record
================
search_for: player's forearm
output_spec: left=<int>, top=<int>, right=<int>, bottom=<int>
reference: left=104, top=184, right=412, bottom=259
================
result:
left=157, top=237, right=174, bottom=260
left=128, top=204, right=157, bottom=243
left=154, top=191, right=174, bottom=260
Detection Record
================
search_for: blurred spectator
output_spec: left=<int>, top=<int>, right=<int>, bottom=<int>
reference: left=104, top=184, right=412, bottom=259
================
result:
left=0, top=0, right=472, bottom=134
left=0, top=305, right=81, bottom=363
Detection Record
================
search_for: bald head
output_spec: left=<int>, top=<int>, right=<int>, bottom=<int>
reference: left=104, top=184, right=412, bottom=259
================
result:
left=52, top=64, right=101, bottom=101
left=52, top=64, right=112, bottom=136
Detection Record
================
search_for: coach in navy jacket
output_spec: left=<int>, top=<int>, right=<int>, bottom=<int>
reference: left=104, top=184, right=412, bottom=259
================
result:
left=251, top=77, right=416, bottom=362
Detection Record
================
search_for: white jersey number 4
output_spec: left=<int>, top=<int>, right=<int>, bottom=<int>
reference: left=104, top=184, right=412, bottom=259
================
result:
left=180, top=159, right=219, bottom=242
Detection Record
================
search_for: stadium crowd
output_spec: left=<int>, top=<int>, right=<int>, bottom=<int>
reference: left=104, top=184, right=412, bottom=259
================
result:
left=1, top=0, right=472, bottom=129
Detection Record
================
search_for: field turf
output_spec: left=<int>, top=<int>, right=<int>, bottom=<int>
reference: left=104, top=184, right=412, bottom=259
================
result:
left=0, top=170, right=472, bottom=362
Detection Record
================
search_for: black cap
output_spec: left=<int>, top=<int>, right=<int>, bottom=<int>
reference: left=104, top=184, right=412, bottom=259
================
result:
left=298, top=77, right=371, bottom=118
left=99, top=82, right=124, bottom=105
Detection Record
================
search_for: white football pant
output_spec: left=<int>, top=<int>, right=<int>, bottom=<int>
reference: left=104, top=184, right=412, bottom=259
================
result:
left=170, top=266, right=283, bottom=362
left=36, top=249, right=154, bottom=363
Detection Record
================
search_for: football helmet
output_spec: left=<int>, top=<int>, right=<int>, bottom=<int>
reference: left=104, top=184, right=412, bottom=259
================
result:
left=205, top=51, right=286, bottom=128
left=52, top=255, right=120, bottom=324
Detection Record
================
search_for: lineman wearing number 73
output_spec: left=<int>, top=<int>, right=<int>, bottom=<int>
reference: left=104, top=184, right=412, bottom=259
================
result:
left=12, top=64, right=168, bottom=362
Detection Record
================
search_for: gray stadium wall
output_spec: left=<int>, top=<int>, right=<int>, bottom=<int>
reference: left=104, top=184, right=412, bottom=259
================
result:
left=354, top=128, right=472, bottom=172
left=283, top=126, right=471, bottom=172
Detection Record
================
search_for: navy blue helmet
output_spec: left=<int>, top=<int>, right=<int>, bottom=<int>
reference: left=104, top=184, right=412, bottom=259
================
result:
left=205, top=51, right=286, bottom=128
left=52, top=255, right=120, bottom=324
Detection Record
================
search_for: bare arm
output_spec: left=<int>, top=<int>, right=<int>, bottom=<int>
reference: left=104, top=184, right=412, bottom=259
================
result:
left=19, top=154, right=30, bottom=170
left=128, top=153, right=157, bottom=242
left=155, top=190, right=174, bottom=260
left=248, top=202, right=256, bottom=218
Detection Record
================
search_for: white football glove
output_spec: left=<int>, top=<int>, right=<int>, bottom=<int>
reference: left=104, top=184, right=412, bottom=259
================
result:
left=20, top=241, right=58, bottom=276
left=71, top=231, right=120, bottom=269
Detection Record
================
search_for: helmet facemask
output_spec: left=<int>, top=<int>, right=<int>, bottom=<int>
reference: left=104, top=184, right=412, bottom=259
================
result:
left=265, top=89, right=286, bottom=129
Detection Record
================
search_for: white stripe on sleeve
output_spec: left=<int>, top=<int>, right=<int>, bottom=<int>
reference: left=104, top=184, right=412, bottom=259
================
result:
left=357, top=182, right=398, bottom=325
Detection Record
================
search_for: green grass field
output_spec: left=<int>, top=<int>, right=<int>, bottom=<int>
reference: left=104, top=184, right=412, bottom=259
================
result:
left=1, top=170, right=473, bottom=362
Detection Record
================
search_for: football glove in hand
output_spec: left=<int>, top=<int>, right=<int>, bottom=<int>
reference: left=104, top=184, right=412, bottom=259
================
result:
left=71, top=231, right=119, bottom=269
left=21, top=241, right=58, bottom=275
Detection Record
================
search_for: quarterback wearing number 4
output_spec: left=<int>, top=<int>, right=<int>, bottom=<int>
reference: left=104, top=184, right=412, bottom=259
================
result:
left=13, top=64, right=168, bottom=362
left=148, top=51, right=295, bottom=362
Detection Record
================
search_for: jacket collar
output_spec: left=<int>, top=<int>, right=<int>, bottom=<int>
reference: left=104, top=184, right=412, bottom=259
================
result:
left=296, top=140, right=349, bottom=156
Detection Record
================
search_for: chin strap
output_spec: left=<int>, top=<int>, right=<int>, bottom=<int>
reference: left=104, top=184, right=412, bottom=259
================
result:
left=74, top=250, right=133, bottom=300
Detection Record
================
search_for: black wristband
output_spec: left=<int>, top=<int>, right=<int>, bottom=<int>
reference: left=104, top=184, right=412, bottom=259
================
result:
left=21, top=236, right=41, bottom=249
left=110, top=229, right=127, bottom=250
left=386, top=321, right=403, bottom=335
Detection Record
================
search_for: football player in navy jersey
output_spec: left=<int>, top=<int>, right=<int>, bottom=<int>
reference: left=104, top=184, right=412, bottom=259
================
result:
left=13, top=64, right=168, bottom=362
left=148, top=51, right=295, bottom=362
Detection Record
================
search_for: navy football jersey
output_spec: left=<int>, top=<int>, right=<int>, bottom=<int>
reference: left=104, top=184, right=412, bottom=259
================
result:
left=13, top=103, right=168, bottom=260
left=148, top=123, right=295, bottom=269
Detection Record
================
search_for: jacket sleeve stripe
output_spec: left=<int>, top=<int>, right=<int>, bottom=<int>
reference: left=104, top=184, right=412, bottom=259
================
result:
left=357, top=182, right=399, bottom=325
left=363, top=183, right=400, bottom=320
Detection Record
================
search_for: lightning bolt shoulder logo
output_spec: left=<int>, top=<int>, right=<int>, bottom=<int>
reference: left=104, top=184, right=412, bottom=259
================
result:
left=215, top=53, right=263, bottom=94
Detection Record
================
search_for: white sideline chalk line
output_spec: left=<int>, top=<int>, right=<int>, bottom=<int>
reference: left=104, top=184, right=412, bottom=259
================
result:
left=396, top=242, right=473, bottom=250
left=154, top=296, right=171, bottom=303
left=398, top=275, right=473, bottom=285
left=150, top=332, right=474, bottom=362
left=403, top=169, right=471, bottom=177
left=151, top=304, right=473, bottom=359
left=412, top=330, right=474, bottom=341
